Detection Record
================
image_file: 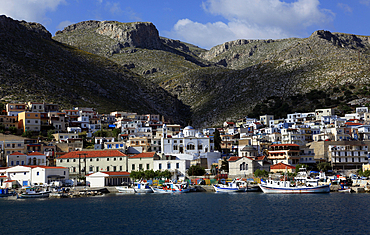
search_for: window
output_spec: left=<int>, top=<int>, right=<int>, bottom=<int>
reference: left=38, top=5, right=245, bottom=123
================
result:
left=37, top=172, right=39, bottom=176
left=120, top=166, right=122, bottom=171
left=176, top=163, right=179, bottom=169
left=11, top=161, right=14, bottom=166
left=132, top=164, right=135, bottom=170
left=107, top=166, right=110, bottom=171
left=107, top=158, right=109, bottom=161
left=16, top=161, right=19, bottom=165
left=167, top=163, right=171, bottom=169
left=73, top=159, right=76, bottom=162
left=173, top=145, right=178, bottom=151
left=139, top=164, right=143, bottom=170
left=113, top=166, right=116, bottom=172
left=96, top=166, right=99, bottom=172
left=120, top=157, right=122, bottom=161
left=114, top=158, right=116, bottom=161
left=89, top=166, right=93, bottom=172
left=60, top=159, right=63, bottom=163
left=96, top=158, right=99, bottom=161
left=159, top=163, right=162, bottom=170
left=24, top=172, right=26, bottom=175
left=90, top=158, right=92, bottom=162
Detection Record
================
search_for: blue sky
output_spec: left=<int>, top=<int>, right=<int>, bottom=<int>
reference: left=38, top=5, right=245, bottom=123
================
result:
left=1, top=0, right=370, bottom=49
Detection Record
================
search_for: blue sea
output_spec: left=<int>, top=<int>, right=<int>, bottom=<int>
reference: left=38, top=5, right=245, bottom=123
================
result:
left=0, top=192, right=369, bottom=235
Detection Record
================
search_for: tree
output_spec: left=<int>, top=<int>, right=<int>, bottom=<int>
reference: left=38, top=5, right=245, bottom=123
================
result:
left=317, top=162, right=332, bottom=172
left=144, top=169, right=156, bottom=179
left=220, top=157, right=229, bottom=173
left=188, top=165, right=206, bottom=176
left=254, top=169, right=269, bottom=178
left=295, top=164, right=308, bottom=173
left=130, top=170, right=145, bottom=180
left=22, top=130, right=33, bottom=138
left=47, top=130, right=55, bottom=141
left=112, top=128, right=121, bottom=138
left=214, top=129, right=222, bottom=152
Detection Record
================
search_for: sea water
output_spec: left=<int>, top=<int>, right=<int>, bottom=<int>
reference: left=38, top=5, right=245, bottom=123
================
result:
left=0, top=192, right=369, bottom=234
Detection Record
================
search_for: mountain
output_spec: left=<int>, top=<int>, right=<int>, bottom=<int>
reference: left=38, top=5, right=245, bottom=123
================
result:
left=2, top=16, right=370, bottom=128
left=0, top=15, right=191, bottom=125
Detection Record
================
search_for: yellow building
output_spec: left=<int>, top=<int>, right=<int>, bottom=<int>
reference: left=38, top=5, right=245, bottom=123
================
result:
left=18, top=112, right=41, bottom=132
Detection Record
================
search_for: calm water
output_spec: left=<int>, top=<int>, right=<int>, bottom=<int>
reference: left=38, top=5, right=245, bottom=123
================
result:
left=1, top=192, right=370, bottom=235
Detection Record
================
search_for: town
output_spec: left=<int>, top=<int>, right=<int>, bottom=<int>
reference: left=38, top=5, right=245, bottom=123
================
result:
left=1, top=101, right=370, bottom=193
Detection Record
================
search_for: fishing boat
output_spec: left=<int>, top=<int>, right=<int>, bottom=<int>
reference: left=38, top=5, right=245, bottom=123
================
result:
left=115, top=185, right=135, bottom=194
left=259, top=168, right=330, bottom=194
left=213, top=179, right=248, bottom=193
left=17, top=187, right=50, bottom=198
left=338, top=188, right=351, bottom=193
left=151, top=181, right=190, bottom=193
left=132, top=181, right=153, bottom=193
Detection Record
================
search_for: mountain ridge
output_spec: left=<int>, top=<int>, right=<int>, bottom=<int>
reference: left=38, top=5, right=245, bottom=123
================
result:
left=2, top=16, right=370, bottom=128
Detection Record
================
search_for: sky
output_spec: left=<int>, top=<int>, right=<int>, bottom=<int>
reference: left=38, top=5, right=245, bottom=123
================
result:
left=1, top=0, right=370, bottom=49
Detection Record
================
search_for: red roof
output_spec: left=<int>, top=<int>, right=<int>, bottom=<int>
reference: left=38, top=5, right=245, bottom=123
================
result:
left=345, top=122, right=363, bottom=126
left=226, top=122, right=235, bottom=125
left=255, top=156, right=265, bottom=161
left=228, top=157, right=241, bottom=162
left=9, top=152, right=26, bottom=156
left=270, top=144, right=299, bottom=147
left=28, top=152, right=44, bottom=156
left=87, top=171, right=130, bottom=176
left=57, top=150, right=126, bottom=159
left=102, top=171, right=130, bottom=176
left=270, top=162, right=296, bottom=170
left=129, top=152, right=156, bottom=159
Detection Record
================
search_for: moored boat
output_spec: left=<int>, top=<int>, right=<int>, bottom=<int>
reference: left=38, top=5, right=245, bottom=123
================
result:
left=132, top=181, right=153, bottom=193
left=259, top=168, right=330, bottom=194
left=213, top=179, right=248, bottom=193
left=115, top=185, right=135, bottom=194
left=17, top=188, right=50, bottom=198
left=151, top=181, right=190, bottom=193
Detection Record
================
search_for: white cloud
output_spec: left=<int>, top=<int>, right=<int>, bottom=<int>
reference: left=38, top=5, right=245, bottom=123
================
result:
left=167, top=0, right=334, bottom=49
left=57, top=20, right=74, bottom=30
left=0, top=0, right=65, bottom=24
left=360, top=0, right=370, bottom=6
left=337, top=3, right=352, bottom=14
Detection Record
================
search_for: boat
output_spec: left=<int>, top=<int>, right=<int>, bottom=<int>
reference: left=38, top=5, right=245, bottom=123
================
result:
left=132, top=181, right=153, bottom=193
left=213, top=179, right=248, bottom=193
left=115, top=185, right=135, bottom=194
left=151, top=181, right=190, bottom=193
left=259, top=168, right=330, bottom=194
left=338, top=188, right=351, bottom=193
left=17, top=187, right=50, bottom=198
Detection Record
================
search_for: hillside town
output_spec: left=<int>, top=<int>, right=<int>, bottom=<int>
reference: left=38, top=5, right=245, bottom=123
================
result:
left=1, top=101, right=370, bottom=190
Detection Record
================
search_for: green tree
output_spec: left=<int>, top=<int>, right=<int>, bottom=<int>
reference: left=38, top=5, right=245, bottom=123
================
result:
left=160, top=170, right=172, bottom=179
left=94, top=130, right=107, bottom=137
left=317, top=162, right=332, bottom=172
left=144, top=169, right=156, bottom=179
left=130, top=170, right=145, bottom=180
left=188, top=165, right=206, bottom=176
left=47, top=130, right=55, bottom=140
left=112, top=128, right=121, bottom=138
left=295, top=164, right=308, bottom=173
left=22, top=130, right=33, bottom=138
left=220, top=157, right=229, bottom=173
left=214, top=129, right=222, bottom=152
left=254, top=169, right=269, bottom=178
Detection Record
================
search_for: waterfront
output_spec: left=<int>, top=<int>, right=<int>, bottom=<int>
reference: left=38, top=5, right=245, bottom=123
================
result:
left=1, top=192, right=370, bottom=234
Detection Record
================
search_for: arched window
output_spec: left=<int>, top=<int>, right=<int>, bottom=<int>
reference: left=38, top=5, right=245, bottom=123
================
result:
left=187, top=143, right=195, bottom=150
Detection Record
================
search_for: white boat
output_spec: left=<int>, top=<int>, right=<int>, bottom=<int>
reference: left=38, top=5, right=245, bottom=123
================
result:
left=338, top=187, right=351, bottom=193
left=17, top=188, right=50, bottom=198
left=213, top=179, right=248, bottom=193
left=132, top=181, right=153, bottom=193
left=259, top=168, right=330, bottom=194
left=151, top=181, right=190, bottom=193
left=116, top=186, right=135, bottom=194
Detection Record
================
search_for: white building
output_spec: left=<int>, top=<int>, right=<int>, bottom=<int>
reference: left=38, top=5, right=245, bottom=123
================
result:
left=5, top=165, right=69, bottom=187
left=161, top=126, right=221, bottom=169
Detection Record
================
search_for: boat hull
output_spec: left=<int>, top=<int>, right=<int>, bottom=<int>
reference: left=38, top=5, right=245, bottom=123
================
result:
left=134, top=188, right=153, bottom=193
left=151, top=187, right=190, bottom=193
left=115, top=186, right=135, bottom=194
left=213, top=185, right=245, bottom=193
left=17, top=192, right=50, bottom=198
left=259, top=184, right=330, bottom=194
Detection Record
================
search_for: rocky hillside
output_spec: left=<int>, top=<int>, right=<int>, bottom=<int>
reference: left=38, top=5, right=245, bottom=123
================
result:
left=0, top=15, right=190, bottom=124
left=2, top=16, right=370, bottom=128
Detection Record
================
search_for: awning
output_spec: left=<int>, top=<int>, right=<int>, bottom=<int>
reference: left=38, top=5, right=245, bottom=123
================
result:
left=47, top=175, right=65, bottom=178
